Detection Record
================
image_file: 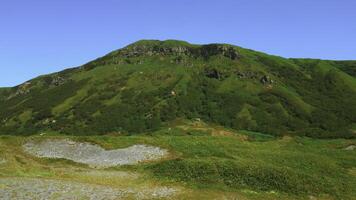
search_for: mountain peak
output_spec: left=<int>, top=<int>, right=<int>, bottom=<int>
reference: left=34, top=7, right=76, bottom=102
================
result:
left=114, top=39, right=239, bottom=60
left=2, top=39, right=355, bottom=139
left=80, top=39, right=240, bottom=71
left=127, top=39, right=196, bottom=48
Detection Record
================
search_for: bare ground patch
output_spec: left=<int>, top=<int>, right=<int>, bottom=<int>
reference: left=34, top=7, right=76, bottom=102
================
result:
left=0, top=177, right=179, bottom=200
left=23, top=139, right=169, bottom=168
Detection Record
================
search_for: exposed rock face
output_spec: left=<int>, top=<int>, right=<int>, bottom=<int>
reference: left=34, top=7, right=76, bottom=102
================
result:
left=123, top=45, right=156, bottom=57
left=50, top=75, right=66, bottom=86
left=205, top=69, right=276, bottom=85
left=7, top=82, right=31, bottom=99
left=236, top=71, right=259, bottom=79
left=205, top=68, right=221, bottom=79
left=260, top=75, right=274, bottom=85
left=23, top=139, right=169, bottom=168
left=119, top=43, right=239, bottom=60
left=4, top=74, right=69, bottom=100
left=119, top=45, right=190, bottom=58
left=42, top=74, right=67, bottom=87
left=80, top=40, right=240, bottom=70
left=198, top=44, right=239, bottom=60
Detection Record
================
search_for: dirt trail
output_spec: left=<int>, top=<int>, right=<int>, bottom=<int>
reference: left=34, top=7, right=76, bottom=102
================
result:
left=0, top=177, right=178, bottom=200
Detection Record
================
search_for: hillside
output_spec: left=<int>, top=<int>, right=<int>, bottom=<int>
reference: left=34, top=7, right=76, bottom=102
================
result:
left=0, top=40, right=356, bottom=138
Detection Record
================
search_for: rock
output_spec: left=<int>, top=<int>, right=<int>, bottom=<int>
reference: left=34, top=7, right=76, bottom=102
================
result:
left=51, top=75, right=66, bottom=86
left=173, top=55, right=185, bottom=64
left=260, top=75, right=274, bottom=85
left=23, top=82, right=31, bottom=86
left=127, top=45, right=190, bottom=57
left=42, top=74, right=67, bottom=87
left=1, top=118, right=7, bottom=123
left=0, top=158, right=6, bottom=165
left=205, top=69, right=221, bottom=79
left=135, top=187, right=179, bottom=199
left=23, top=139, right=169, bottom=168
left=220, top=45, right=239, bottom=59
left=7, top=82, right=32, bottom=99
left=344, top=145, right=355, bottom=150
left=0, top=177, right=179, bottom=200
left=236, top=71, right=258, bottom=79
left=119, top=43, right=239, bottom=61
left=309, top=195, right=317, bottom=200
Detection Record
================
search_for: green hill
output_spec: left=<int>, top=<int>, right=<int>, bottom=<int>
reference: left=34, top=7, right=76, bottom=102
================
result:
left=1, top=40, right=355, bottom=138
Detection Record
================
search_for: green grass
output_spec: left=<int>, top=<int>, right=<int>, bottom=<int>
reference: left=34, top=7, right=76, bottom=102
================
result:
left=82, top=133, right=356, bottom=199
left=1, top=130, right=355, bottom=199
left=1, top=40, right=355, bottom=199
left=0, top=39, right=355, bottom=138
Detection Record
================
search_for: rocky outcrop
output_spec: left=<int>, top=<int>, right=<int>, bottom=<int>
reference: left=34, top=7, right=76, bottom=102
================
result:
left=79, top=40, right=240, bottom=70
left=120, top=45, right=191, bottom=58
left=260, top=75, right=274, bottom=85
left=197, top=44, right=239, bottom=60
left=50, top=75, right=66, bottom=86
left=235, top=71, right=259, bottom=79
left=119, top=43, right=239, bottom=60
left=42, top=74, right=68, bottom=87
left=205, top=68, right=221, bottom=79
left=7, top=82, right=31, bottom=99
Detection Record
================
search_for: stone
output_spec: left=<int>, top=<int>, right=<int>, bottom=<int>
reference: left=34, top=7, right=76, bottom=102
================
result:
left=0, top=158, right=6, bottom=165
left=344, top=145, right=355, bottom=150
left=260, top=75, right=274, bottom=85
left=51, top=75, right=66, bottom=86
left=23, top=139, right=169, bottom=168
left=205, top=69, right=221, bottom=79
left=0, top=177, right=179, bottom=200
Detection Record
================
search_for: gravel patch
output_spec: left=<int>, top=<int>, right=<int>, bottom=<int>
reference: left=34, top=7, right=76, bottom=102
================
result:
left=136, top=187, right=178, bottom=200
left=0, top=177, right=179, bottom=200
left=23, top=139, right=168, bottom=168
left=0, top=158, right=6, bottom=165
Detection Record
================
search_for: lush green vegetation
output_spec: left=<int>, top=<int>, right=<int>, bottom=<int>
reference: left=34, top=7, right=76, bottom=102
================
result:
left=1, top=129, right=355, bottom=199
left=0, top=40, right=355, bottom=138
left=1, top=40, right=355, bottom=199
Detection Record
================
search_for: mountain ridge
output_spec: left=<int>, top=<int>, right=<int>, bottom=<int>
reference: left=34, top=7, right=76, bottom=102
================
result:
left=1, top=39, right=355, bottom=138
left=4, top=39, right=356, bottom=88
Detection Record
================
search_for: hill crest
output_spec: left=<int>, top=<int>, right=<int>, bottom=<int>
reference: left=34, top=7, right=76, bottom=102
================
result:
left=0, top=40, right=355, bottom=138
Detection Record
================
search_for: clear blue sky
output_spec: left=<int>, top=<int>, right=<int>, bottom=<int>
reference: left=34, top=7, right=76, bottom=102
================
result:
left=1, top=0, right=355, bottom=87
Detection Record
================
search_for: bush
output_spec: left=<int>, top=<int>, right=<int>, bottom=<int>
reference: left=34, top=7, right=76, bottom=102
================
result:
left=149, top=158, right=346, bottom=195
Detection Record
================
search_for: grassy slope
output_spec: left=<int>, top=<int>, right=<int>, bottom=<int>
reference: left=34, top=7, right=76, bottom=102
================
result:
left=0, top=40, right=355, bottom=138
left=1, top=127, right=355, bottom=199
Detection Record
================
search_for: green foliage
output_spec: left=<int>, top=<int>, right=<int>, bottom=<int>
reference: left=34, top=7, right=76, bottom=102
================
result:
left=0, top=40, right=355, bottom=138
left=150, top=159, right=330, bottom=194
left=139, top=135, right=356, bottom=198
left=1, top=135, right=355, bottom=199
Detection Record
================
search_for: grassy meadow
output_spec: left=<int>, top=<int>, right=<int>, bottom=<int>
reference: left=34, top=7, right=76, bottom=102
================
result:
left=1, top=122, right=355, bottom=199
